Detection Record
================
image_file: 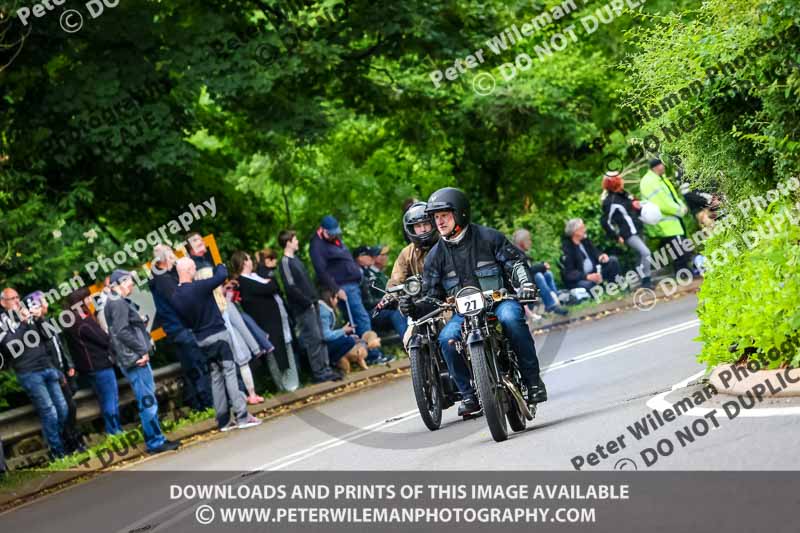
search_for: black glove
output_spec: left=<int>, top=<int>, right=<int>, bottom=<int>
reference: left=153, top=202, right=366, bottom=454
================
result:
left=398, top=296, right=416, bottom=318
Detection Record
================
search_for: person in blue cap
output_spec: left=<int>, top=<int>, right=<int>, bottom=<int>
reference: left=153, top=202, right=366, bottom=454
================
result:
left=309, top=216, right=394, bottom=365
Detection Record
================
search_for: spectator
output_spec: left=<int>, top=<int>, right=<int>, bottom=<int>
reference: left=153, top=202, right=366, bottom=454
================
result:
left=560, top=219, right=622, bottom=291
left=318, top=287, right=368, bottom=374
left=0, top=438, right=5, bottom=478
left=232, top=250, right=299, bottom=392
left=601, top=171, right=653, bottom=289
left=373, top=244, right=390, bottom=272
left=0, top=287, right=69, bottom=459
left=104, top=270, right=180, bottom=454
left=278, top=229, right=342, bottom=383
left=511, top=229, right=569, bottom=316
left=171, top=259, right=262, bottom=431
left=186, top=232, right=215, bottom=269
left=354, top=246, right=407, bottom=337
left=24, top=291, right=86, bottom=454
left=640, top=158, right=692, bottom=273
left=94, top=277, right=112, bottom=334
left=149, top=244, right=213, bottom=410
left=309, top=216, right=392, bottom=365
left=64, top=287, right=123, bottom=436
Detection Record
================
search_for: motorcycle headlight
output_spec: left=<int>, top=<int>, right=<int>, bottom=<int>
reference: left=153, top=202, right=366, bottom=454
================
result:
left=404, top=278, right=421, bottom=296
left=455, top=286, right=485, bottom=316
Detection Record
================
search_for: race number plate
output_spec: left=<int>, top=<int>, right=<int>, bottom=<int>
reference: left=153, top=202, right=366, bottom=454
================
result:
left=456, top=292, right=485, bottom=315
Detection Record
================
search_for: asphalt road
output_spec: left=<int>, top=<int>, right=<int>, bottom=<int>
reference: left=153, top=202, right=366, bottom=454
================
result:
left=4, top=294, right=800, bottom=532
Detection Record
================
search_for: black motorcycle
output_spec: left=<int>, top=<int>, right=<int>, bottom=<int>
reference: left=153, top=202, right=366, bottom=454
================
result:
left=452, top=286, right=537, bottom=442
left=376, top=277, right=474, bottom=430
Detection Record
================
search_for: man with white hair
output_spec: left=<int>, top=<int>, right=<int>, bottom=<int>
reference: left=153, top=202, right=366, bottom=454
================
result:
left=171, top=258, right=261, bottom=431
left=559, top=218, right=621, bottom=291
left=512, top=229, right=568, bottom=316
left=149, top=245, right=212, bottom=410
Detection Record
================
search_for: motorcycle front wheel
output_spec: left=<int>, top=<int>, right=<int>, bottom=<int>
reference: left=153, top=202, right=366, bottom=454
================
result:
left=470, top=342, right=509, bottom=442
left=409, top=345, right=443, bottom=431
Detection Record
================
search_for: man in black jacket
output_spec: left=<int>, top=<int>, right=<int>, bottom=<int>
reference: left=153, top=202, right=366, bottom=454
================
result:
left=405, top=188, right=546, bottom=416
left=560, top=218, right=622, bottom=291
left=1, top=287, right=69, bottom=458
left=278, top=230, right=341, bottom=383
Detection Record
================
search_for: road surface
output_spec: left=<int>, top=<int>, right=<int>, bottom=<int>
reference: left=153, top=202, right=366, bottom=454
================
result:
left=4, top=294, right=800, bottom=532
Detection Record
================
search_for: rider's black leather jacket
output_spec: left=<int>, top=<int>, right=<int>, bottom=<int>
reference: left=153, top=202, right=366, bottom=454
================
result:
left=421, top=224, right=532, bottom=302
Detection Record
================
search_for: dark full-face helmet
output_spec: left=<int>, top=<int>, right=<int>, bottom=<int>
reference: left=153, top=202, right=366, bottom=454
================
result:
left=403, top=202, right=438, bottom=249
left=424, top=187, right=471, bottom=229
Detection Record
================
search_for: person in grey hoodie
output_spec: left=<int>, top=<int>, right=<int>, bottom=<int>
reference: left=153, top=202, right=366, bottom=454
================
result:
left=105, top=270, right=179, bottom=455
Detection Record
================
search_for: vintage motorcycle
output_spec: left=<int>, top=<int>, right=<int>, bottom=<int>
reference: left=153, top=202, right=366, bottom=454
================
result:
left=452, top=285, right=538, bottom=442
left=375, top=277, right=477, bottom=430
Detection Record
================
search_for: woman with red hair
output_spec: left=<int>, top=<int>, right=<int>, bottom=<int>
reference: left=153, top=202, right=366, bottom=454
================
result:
left=601, top=171, right=653, bottom=289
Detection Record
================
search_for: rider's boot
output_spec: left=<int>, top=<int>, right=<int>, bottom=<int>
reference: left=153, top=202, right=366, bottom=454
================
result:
left=458, top=394, right=481, bottom=417
left=526, top=377, right=548, bottom=406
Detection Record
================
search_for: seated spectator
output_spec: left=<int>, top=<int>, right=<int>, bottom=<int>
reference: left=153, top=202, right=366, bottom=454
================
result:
left=171, top=259, right=262, bottom=431
left=64, top=287, right=123, bottom=437
left=310, top=215, right=393, bottom=365
left=318, top=288, right=369, bottom=374
left=560, top=218, right=622, bottom=291
left=278, top=229, right=343, bottom=383
left=149, top=245, right=213, bottom=410
left=1, top=287, right=69, bottom=459
left=354, top=246, right=407, bottom=337
left=511, top=229, right=568, bottom=316
left=25, top=291, right=86, bottom=454
left=601, top=171, right=653, bottom=289
left=104, top=271, right=180, bottom=454
left=235, top=249, right=299, bottom=392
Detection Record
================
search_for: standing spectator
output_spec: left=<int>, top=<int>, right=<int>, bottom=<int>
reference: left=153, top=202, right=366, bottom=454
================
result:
left=24, top=291, right=86, bottom=454
left=640, top=159, right=692, bottom=273
left=560, top=219, right=622, bottom=291
left=232, top=250, right=299, bottom=392
left=278, top=230, right=342, bottom=383
left=511, top=229, right=569, bottom=316
left=149, top=245, right=213, bottom=410
left=0, top=288, right=68, bottom=459
left=309, top=216, right=392, bottom=364
left=105, top=271, right=180, bottom=454
left=171, top=259, right=262, bottom=431
left=64, top=287, right=123, bottom=436
left=354, top=246, right=407, bottom=337
left=601, top=171, right=653, bottom=289
left=94, top=277, right=112, bottom=334
left=318, top=287, right=368, bottom=374
left=373, top=244, right=390, bottom=273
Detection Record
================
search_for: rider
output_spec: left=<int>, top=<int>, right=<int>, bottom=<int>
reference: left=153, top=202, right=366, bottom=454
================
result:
left=388, top=202, right=439, bottom=288
left=400, top=187, right=547, bottom=417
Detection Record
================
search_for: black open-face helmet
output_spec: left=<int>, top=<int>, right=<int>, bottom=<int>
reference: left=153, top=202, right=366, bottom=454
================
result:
left=403, top=202, right=438, bottom=249
left=425, top=187, right=471, bottom=231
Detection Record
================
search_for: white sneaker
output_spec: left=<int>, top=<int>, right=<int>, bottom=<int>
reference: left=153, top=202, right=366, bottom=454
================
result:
left=238, top=415, right=263, bottom=429
left=220, top=420, right=238, bottom=432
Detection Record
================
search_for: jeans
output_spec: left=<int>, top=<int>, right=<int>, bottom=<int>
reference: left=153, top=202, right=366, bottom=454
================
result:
left=119, top=363, right=167, bottom=452
left=18, top=368, right=68, bottom=457
left=175, top=339, right=214, bottom=410
left=533, top=271, right=560, bottom=309
left=372, top=309, right=408, bottom=337
left=339, top=283, right=384, bottom=361
left=326, top=335, right=356, bottom=365
left=439, top=301, right=541, bottom=396
left=88, top=368, right=123, bottom=436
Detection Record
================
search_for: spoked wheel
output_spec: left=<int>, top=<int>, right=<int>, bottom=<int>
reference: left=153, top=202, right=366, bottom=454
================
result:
left=469, top=342, right=508, bottom=442
left=409, top=346, right=443, bottom=431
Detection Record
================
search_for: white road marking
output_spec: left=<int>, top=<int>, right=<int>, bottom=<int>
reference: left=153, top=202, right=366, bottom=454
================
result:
left=647, top=370, right=800, bottom=417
